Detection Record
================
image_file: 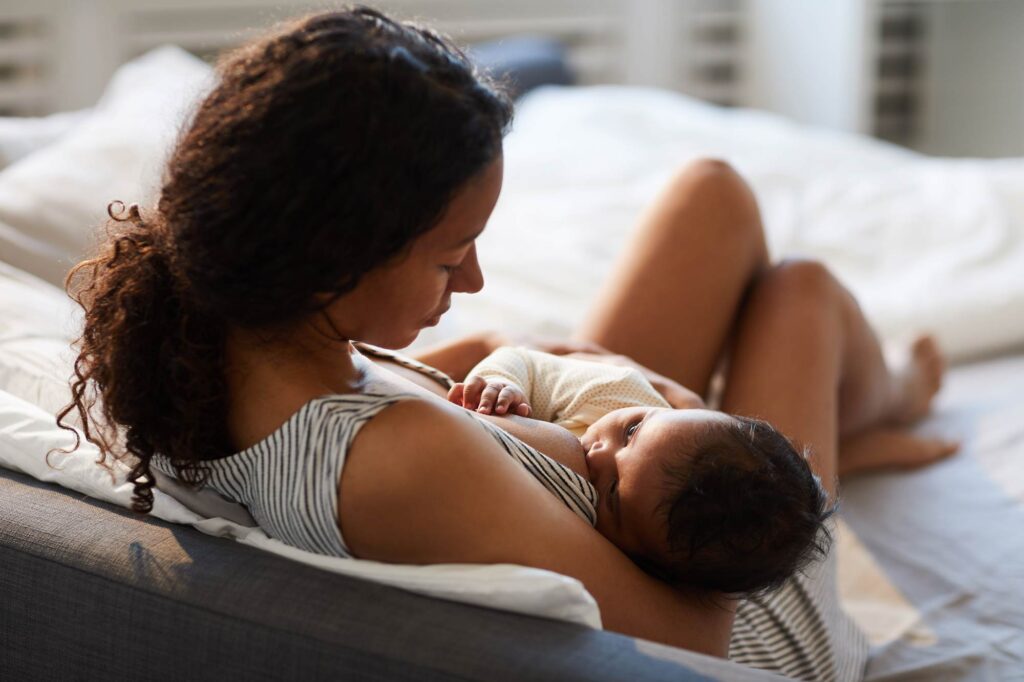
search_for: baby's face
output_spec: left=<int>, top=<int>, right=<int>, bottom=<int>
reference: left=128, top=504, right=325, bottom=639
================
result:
left=581, top=406, right=735, bottom=562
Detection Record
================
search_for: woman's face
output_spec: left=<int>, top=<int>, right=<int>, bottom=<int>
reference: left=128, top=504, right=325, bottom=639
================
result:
left=323, top=155, right=504, bottom=348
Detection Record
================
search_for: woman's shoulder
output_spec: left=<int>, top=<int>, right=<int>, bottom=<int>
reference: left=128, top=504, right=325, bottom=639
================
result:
left=223, top=391, right=420, bottom=457
left=340, top=396, right=489, bottom=468
left=334, top=395, right=736, bottom=655
left=335, top=397, right=517, bottom=559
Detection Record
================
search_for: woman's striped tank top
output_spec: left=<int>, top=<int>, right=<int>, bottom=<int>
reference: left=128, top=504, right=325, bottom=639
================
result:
left=152, top=344, right=866, bottom=682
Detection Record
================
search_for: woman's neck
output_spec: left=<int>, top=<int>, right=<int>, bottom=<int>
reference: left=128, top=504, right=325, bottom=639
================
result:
left=223, top=324, right=363, bottom=452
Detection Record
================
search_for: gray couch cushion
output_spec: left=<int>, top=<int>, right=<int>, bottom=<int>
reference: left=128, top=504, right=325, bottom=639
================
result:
left=0, top=467, right=777, bottom=681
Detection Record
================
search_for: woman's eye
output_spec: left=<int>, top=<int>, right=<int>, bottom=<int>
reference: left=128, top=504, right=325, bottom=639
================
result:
left=439, top=264, right=458, bottom=274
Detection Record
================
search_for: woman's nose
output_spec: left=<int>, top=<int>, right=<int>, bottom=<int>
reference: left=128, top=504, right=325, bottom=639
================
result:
left=451, top=244, right=484, bottom=294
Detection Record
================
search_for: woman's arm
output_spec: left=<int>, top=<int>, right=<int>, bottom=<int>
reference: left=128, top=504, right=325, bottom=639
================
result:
left=409, top=331, right=497, bottom=382
left=410, top=331, right=613, bottom=383
left=339, top=398, right=736, bottom=656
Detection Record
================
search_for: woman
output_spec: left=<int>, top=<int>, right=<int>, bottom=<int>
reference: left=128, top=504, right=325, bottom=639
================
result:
left=60, top=7, right=954, bottom=677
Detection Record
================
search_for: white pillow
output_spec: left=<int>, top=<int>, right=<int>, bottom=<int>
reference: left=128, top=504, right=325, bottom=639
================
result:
left=0, top=387, right=602, bottom=628
left=0, top=45, right=214, bottom=286
left=0, top=261, right=78, bottom=416
left=0, top=108, right=92, bottom=170
left=0, top=265, right=602, bottom=629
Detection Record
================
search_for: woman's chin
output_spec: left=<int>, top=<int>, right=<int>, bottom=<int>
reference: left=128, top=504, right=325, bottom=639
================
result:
left=360, top=327, right=422, bottom=350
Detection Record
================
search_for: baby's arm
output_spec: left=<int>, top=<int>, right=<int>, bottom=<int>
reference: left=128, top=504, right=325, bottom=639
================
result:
left=448, top=346, right=538, bottom=417
left=560, top=351, right=705, bottom=409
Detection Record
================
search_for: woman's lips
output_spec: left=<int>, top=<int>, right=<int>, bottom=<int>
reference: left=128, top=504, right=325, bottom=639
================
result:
left=425, top=303, right=451, bottom=325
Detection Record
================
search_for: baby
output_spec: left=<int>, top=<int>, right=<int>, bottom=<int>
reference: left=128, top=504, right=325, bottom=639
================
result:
left=448, top=346, right=833, bottom=596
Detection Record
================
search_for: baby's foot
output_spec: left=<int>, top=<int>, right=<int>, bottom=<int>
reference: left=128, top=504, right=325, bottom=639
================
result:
left=839, top=427, right=959, bottom=477
left=887, top=335, right=945, bottom=426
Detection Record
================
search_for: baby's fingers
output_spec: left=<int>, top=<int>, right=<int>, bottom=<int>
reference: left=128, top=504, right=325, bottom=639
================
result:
left=461, top=376, right=487, bottom=410
left=477, top=384, right=503, bottom=414
left=494, top=386, right=526, bottom=416
left=447, top=383, right=465, bottom=406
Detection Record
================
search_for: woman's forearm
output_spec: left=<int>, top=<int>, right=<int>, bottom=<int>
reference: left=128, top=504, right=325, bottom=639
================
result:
left=410, top=331, right=499, bottom=382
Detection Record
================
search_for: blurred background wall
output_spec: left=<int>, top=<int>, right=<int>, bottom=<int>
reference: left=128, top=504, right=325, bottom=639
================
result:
left=0, top=0, right=1021, bottom=157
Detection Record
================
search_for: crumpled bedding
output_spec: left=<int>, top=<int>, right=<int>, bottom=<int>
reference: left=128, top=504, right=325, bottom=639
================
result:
left=416, top=86, right=1024, bottom=365
left=0, top=387, right=603, bottom=629
left=2, top=70, right=1023, bottom=680
left=836, top=352, right=1024, bottom=681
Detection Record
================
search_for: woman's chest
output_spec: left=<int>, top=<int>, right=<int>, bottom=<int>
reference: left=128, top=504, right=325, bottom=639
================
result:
left=356, top=352, right=589, bottom=479
left=356, top=354, right=450, bottom=399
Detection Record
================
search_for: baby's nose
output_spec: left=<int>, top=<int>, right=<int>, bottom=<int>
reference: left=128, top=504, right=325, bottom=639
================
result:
left=584, top=439, right=611, bottom=475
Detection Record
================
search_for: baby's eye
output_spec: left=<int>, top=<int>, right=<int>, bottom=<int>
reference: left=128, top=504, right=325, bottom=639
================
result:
left=625, top=421, right=640, bottom=441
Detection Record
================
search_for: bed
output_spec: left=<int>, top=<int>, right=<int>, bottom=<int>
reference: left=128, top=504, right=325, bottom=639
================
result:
left=1, top=46, right=1022, bottom=681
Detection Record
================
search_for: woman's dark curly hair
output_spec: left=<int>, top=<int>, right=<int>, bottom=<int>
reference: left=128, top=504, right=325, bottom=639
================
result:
left=54, top=6, right=514, bottom=513
left=635, top=416, right=836, bottom=597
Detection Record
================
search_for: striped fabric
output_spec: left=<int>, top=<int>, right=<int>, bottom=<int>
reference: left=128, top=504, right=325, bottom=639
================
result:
left=152, top=346, right=864, bottom=680
left=729, top=532, right=869, bottom=681
left=151, top=392, right=598, bottom=556
left=472, top=415, right=598, bottom=525
left=352, top=341, right=458, bottom=390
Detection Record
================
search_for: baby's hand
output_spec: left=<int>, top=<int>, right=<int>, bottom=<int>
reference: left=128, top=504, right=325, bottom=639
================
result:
left=447, top=376, right=532, bottom=417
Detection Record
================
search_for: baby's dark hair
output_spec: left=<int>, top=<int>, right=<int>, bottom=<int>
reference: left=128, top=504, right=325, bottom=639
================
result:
left=642, top=415, right=835, bottom=597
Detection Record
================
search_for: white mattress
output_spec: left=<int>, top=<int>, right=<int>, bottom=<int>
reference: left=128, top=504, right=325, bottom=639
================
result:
left=415, top=86, right=1024, bottom=366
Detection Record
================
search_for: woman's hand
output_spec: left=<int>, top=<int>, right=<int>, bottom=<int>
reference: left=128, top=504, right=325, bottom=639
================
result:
left=448, top=375, right=532, bottom=417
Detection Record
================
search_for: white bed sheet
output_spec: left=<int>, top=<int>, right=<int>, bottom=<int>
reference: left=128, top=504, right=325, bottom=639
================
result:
left=2, top=60, right=1023, bottom=679
left=415, top=86, right=1024, bottom=365
left=837, top=351, right=1024, bottom=681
